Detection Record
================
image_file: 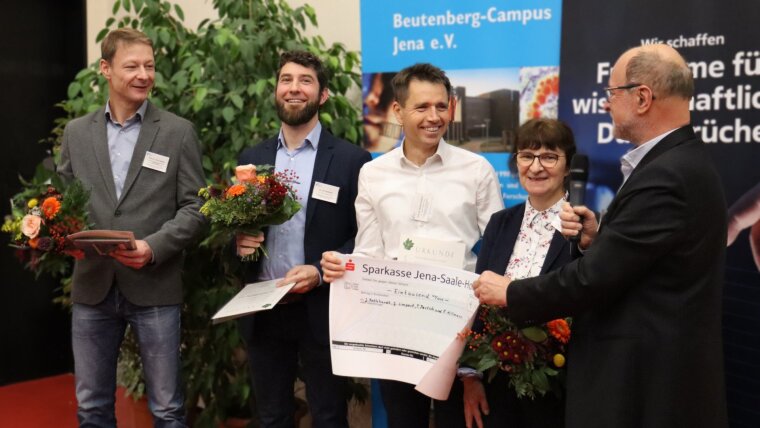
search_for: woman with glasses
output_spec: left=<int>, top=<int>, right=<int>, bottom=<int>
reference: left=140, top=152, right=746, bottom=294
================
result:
left=461, top=118, right=577, bottom=428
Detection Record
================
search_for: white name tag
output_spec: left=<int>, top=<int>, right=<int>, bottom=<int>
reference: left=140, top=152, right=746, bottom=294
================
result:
left=412, top=193, right=432, bottom=222
left=312, top=181, right=340, bottom=204
left=142, top=151, right=169, bottom=173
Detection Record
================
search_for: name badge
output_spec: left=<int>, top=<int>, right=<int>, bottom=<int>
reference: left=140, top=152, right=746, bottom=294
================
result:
left=412, top=193, right=432, bottom=222
left=312, top=181, right=340, bottom=204
left=142, top=151, right=170, bottom=173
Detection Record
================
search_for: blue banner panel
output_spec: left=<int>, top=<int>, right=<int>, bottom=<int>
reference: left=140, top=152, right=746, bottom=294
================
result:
left=361, top=0, right=562, bottom=72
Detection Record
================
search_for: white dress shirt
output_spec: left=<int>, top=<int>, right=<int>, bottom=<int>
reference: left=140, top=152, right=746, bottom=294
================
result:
left=353, top=139, right=504, bottom=271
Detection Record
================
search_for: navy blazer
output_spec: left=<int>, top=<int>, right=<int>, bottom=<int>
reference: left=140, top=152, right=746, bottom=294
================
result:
left=472, top=203, right=573, bottom=336
left=237, top=128, right=371, bottom=344
left=507, top=127, right=729, bottom=428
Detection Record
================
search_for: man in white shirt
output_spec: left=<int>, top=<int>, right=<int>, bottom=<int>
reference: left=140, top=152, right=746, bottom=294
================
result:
left=321, top=63, right=503, bottom=428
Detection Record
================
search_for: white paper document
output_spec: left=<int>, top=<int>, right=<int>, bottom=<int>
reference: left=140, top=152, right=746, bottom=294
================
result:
left=212, top=279, right=295, bottom=324
left=329, top=255, right=479, bottom=399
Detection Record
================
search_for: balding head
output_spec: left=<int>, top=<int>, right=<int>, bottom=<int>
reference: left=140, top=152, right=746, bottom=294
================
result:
left=606, top=44, right=692, bottom=145
left=623, top=44, right=693, bottom=100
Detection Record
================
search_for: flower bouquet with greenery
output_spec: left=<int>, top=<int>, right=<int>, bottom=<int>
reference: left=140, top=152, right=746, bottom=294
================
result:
left=199, top=164, right=301, bottom=261
left=459, top=305, right=571, bottom=399
left=2, top=177, right=90, bottom=277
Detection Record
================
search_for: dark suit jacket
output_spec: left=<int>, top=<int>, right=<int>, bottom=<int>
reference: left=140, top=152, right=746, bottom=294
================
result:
left=238, top=128, right=372, bottom=344
left=507, top=127, right=729, bottom=428
left=58, top=102, right=207, bottom=306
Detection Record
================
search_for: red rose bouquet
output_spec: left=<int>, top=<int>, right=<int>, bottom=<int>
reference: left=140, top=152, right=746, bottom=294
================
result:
left=459, top=305, right=571, bottom=399
left=199, top=164, right=301, bottom=261
left=2, top=179, right=90, bottom=277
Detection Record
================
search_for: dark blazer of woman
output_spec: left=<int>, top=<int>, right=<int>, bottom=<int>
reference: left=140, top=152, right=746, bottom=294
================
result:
left=472, top=202, right=573, bottom=428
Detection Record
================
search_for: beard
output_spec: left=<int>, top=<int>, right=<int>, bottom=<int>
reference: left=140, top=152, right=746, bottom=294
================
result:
left=276, top=98, right=321, bottom=127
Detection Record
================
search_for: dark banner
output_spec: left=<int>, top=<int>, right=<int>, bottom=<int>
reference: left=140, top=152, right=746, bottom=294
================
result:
left=558, top=1, right=760, bottom=425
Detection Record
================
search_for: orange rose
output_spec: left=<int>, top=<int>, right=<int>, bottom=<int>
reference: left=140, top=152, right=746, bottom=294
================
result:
left=21, top=214, right=42, bottom=239
left=235, top=164, right=257, bottom=184
left=41, top=197, right=61, bottom=219
left=28, top=237, right=40, bottom=249
left=226, top=184, right=247, bottom=198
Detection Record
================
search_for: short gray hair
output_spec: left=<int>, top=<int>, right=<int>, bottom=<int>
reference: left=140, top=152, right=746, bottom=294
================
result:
left=626, top=49, right=693, bottom=99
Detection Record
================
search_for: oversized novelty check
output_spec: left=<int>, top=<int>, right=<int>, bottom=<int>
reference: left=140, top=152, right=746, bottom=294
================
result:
left=329, top=255, right=479, bottom=399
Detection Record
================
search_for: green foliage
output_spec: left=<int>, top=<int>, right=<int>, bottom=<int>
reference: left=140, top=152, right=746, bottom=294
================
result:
left=38, top=0, right=364, bottom=425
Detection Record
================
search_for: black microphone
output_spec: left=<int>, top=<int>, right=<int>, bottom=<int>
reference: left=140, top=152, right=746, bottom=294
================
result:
left=568, top=154, right=589, bottom=243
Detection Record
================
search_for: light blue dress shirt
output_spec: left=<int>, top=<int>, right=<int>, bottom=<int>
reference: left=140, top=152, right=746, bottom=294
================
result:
left=259, top=122, right=321, bottom=280
left=105, top=100, right=148, bottom=200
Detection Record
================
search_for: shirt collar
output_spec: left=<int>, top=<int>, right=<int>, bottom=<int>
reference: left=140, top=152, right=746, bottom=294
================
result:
left=398, top=138, right=449, bottom=166
left=277, top=121, right=322, bottom=151
left=104, top=100, right=148, bottom=124
left=525, top=196, right=565, bottom=230
left=620, top=128, right=677, bottom=177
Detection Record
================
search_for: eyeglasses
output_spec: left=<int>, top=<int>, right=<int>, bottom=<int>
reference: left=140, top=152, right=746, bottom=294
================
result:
left=515, top=152, right=563, bottom=168
left=603, top=83, right=644, bottom=98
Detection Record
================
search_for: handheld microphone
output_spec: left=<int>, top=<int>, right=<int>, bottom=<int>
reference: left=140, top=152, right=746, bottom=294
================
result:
left=568, top=154, right=589, bottom=243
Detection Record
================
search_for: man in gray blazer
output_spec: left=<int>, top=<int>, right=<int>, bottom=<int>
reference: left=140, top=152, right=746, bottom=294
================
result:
left=57, top=28, right=206, bottom=428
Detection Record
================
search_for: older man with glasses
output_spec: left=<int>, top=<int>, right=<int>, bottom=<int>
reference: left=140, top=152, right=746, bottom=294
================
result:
left=473, top=43, right=729, bottom=428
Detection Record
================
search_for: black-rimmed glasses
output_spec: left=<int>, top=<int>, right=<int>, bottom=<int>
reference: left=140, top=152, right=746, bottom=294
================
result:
left=515, top=152, right=563, bottom=168
left=603, top=83, right=643, bottom=98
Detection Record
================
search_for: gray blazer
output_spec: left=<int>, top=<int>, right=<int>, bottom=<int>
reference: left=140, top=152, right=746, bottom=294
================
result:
left=58, top=101, right=207, bottom=306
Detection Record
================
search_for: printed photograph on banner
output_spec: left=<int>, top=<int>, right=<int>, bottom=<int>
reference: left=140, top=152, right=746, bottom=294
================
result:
left=364, top=67, right=562, bottom=154
left=520, top=66, right=560, bottom=123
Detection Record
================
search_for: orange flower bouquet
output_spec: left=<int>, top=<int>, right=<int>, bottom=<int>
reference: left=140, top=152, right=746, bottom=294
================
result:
left=198, top=164, right=301, bottom=261
left=2, top=179, right=90, bottom=277
left=459, top=305, right=571, bottom=399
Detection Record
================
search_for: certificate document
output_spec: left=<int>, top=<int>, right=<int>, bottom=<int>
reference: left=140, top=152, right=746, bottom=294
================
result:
left=329, top=255, right=479, bottom=399
left=212, top=279, right=295, bottom=324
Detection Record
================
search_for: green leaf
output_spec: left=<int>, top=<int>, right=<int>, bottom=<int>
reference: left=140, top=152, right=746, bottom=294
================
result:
left=123, top=0, right=131, bottom=12
left=67, top=82, right=81, bottom=98
left=304, top=4, right=317, bottom=25
left=521, top=326, right=548, bottom=342
left=133, top=0, right=143, bottom=10
left=159, top=28, right=171, bottom=45
left=249, top=116, right=260, bottom=130
left=112, top=0, right=121, bottom=15
left=202, top=156, right=213, bottom=171
left=319, top=112, right=333, bottom=126
left=193, top=87, right=208, bottom=112
left=96, top=28, right=110, bottom=43
left=174, top=4, right=185, bottom=21
left=230, top=94, right=244, bottom=110
left=222, top=107, right=235, bottom=123
left=253, top=79, right=268, bottom=96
